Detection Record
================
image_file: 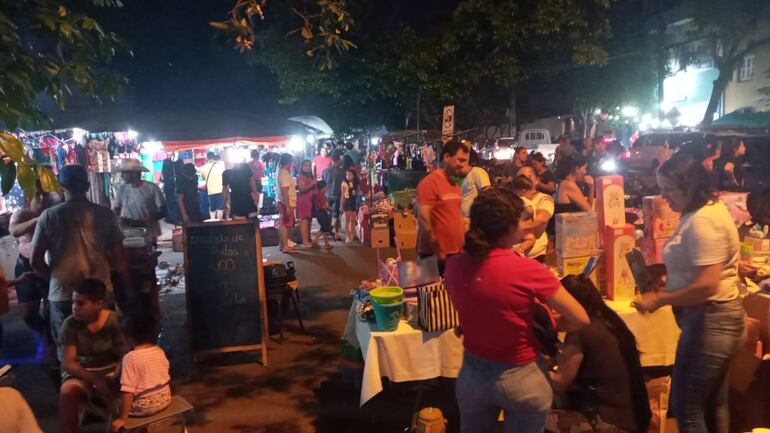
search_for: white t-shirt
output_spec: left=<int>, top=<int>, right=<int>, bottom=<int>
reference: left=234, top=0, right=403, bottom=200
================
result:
left=277, top=168, right=297, bottom=207
left=527, top=192, right=554, bottom=259
left=461, top=167, right=491, bottom=218
left=117, top=181, right=166, bottom=239
left=663, top=201, right=739, bottom=302
left=120, top=345, right=170, bottom=397
left=202, top=161, right=225, bottom=195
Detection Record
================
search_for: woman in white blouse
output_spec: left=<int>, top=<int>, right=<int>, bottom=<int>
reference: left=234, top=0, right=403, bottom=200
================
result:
left=635, top=153, right=745, bottom=433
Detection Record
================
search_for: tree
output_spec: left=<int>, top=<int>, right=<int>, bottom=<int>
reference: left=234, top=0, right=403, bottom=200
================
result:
left=1, top=0, right=128, bottom=196
left=218, top=0, right=613, bottom=132
left=675, top=0, right=770, bottom=125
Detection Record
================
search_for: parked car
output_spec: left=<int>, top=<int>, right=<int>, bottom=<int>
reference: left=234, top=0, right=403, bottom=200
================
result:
left=623, top=131, right=702, bottom=172
left=480, top=129, right=558, bottom=164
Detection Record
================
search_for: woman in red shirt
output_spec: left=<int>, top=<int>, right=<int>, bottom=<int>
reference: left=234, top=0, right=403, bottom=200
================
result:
left=444, top=188, right=589, bottom=433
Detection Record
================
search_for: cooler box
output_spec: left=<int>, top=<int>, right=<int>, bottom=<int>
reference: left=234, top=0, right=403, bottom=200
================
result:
left=555, top=212, right=599, bottom=258
left=642, top=196, right=680, bottom=240
left=604, top=224, right=636, bottom=301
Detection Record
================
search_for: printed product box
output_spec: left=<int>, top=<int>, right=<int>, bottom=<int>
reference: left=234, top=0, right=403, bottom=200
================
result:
left=642, top=196, right=680, bottom=240
left=638, top=237, right=669, bottom=265
left=719, top=191, right=751, bottom=227
left=604, top=224, right=636, bottom=301
left=555, top=212, right=599, bottom=258
left=596, top=175, right=626, bottom=233
left=556, top=253, right=600, bottom=288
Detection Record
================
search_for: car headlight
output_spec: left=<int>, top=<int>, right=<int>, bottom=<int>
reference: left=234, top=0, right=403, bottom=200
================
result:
left=494, top=148, right=513, bottom=160
left=600, top=159, right=617, bottom=172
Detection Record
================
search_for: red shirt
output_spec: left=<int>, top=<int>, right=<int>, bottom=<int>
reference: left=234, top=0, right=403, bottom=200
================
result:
left=416, top=170, right=464, bottom=255
left=249, top=159, right=265, bottom=180
left=444, top=249, right=560, bottom=365
left=313, top=155, right=332, bottom=181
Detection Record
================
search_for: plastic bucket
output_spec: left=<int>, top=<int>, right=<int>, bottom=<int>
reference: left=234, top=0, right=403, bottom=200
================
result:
left=372, top=301, right=403, bottom=331
left=370, top=286, right=404, bottom=305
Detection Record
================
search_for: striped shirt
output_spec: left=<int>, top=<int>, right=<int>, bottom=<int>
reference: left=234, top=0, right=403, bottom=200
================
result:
left=120, top=345, right=170, bottom=396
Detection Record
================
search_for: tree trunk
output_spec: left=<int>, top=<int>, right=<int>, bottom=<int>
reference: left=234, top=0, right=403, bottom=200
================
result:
left=701, top=69, right=730, bottom=126
left=416, top=91, right=421, bottom=131
left=508, top=89, right=517, bottom=137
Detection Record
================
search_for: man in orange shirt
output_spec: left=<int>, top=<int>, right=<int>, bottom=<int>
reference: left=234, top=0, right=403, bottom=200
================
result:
left=416, top=140, right=469, bottom=275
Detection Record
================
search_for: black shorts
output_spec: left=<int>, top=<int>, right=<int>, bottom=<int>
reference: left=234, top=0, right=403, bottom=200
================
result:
left=15, top=256, right=47, bottom=303
left=314, top=210, right=333, bottom=234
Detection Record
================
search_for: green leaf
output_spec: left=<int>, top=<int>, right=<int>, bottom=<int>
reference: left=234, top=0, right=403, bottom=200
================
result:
left=1, top=161, right=15, bottom=196
left=17, top=163, right=35, bottom=200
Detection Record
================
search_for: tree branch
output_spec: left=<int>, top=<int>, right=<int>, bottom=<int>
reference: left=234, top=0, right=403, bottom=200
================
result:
left=731, top=36, right=770, bottom=63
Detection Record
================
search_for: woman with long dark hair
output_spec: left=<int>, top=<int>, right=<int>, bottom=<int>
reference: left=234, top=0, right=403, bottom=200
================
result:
left=444, top=188, right=589, bottom=433
left=547, top=155, right=594, bottom=237
left=635, top=153, right=745, bottom=433
left=551, top=275, right=651, bottom=433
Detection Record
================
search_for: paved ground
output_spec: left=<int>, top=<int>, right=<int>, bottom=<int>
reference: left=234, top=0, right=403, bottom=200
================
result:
left=0, top=241, right=462, bottom=433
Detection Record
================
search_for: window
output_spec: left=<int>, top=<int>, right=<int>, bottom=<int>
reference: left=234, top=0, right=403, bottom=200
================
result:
left=739, top=54, right=755, bottom=82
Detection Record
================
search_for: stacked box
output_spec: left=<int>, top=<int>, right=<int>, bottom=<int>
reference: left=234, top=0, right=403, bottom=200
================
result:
left=371, top=228, right=390, bottom=248
left=394, top=210, right=417, bottom=250
left=596, top=175, right=626, bottom=237
left=555, top=212, right=599, bottom=258
left=642, top=196, right=680, bottom=240
left=604, top=224, right=636, bottom=301
left=638, top=237, right=669, bottom=265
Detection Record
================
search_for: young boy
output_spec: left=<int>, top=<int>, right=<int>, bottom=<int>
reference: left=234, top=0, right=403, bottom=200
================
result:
left=312, top=181, right=334, bottom=250
left=111, top=312, right=171, bottom=432
left=59, top=279, right=124, bottom=433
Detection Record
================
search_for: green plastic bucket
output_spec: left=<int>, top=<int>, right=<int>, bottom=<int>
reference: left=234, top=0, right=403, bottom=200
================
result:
left=369, top=286, right=404, bottom=305
left=372, top=300, right=403, bottom=331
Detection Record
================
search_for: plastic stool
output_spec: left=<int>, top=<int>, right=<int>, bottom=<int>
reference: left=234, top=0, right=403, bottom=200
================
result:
left=113, top=396, right=193, bottom=432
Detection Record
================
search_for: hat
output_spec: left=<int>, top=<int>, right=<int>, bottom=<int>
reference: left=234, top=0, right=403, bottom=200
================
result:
left=58, top=164, right=89, bottom=191
left=117, top=158, right=149, bottom=172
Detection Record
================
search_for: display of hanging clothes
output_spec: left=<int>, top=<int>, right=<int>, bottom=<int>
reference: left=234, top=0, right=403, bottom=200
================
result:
left=75, top=143, right=89, bottom=166
left=87, top=139, right=111, bottom=173
left=56, top=143, right=68, bottom=171
left=87, top=173, right=111, bottom=207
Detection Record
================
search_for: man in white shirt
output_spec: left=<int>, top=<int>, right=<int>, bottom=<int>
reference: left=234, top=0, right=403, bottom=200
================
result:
left=276, top=153, right=297, bottom=253
left=517, top=165, right=554, bottom=262
left=461, top=151, right=491, bottom=230
left=200, top=151, right=226, bottom=219
left=113, top=158, right=167, bottom=241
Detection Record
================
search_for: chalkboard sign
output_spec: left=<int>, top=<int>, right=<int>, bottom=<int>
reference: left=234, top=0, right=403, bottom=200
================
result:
left=183, top=220, right=268, bottom=365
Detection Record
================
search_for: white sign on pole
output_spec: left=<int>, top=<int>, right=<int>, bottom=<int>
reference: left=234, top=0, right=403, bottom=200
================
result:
left=442, top=105, right=455, bottom=142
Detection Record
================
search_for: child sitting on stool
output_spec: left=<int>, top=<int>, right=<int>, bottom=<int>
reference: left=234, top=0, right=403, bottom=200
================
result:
left=111, top=311, right=171, bottom=432
left=59, top=278, right=125, bottom=433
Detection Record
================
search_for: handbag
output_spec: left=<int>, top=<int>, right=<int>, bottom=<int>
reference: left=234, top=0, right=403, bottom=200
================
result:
left=417, top=282, right=460, bottom=332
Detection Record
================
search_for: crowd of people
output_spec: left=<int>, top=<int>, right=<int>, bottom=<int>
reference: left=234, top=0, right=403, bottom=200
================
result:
left=415, top=137, right=746, bottom=433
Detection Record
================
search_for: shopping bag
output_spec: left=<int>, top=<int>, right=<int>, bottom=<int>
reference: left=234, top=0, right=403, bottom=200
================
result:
left=417, top=282, right=460, bottom=332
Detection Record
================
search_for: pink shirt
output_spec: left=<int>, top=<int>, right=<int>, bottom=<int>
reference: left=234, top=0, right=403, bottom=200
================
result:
left=444, top=249, right=559, bottom=365
left=416, top=170, right=464, bottom=255
left=120, top=345, right=170, bottom=396
left=313, top=155, right=332, bottom=180
left=249, top=159, right=266, bottom=180
left=10, top=209, right=36, bottom=259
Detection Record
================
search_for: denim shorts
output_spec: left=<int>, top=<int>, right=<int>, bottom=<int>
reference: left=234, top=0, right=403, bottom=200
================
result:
left=49, top=300, right=73, bottom=362
left=208, top=193, right=223, bottom=211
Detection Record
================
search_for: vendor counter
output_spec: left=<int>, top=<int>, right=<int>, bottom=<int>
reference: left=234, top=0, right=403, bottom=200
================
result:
left=343, top=298, right=680, bottom=406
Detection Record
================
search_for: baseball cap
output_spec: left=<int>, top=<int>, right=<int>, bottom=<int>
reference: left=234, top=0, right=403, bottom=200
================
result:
left=58, top=164, right=89, bottom=192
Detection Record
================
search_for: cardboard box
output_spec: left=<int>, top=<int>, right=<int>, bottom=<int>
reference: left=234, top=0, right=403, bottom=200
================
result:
left=744, top=292, right=770, bottom=347
left=370, top=228, right=390, bottom=248
left=555, top=212, right=599, bottom=258
left=745, top=236, right=770, bottom=256
left=394, top=210, right=417, bottom=233
left=395, top=231, right=417, bottom=250
left=604, top=224, right=636, bottom=301
left=556, top=253, right=600, bottom=287
left=639, top=237, right=669, bottom=265
left=642, top=196, right=680, bottom=239
left=719, top=191, right=751, bottom=227
left=596, top=175, right=626, bottom=232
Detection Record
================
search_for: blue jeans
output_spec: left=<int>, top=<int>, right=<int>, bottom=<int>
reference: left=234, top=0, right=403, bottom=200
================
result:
left=672, top=298, right=745, bottom=433
left=456, top=352, right=553, bottom=433
left=50, top=300, right=73, bottom=362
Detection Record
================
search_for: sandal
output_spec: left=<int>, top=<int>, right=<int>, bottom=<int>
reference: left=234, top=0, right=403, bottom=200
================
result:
left=281, top=248, right=297, bottom=254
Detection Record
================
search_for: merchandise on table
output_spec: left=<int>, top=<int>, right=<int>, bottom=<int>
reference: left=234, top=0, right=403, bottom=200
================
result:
left=390, top=188, right=416, bottom=209
left=642, top=196, right=680, bottom=240
left=745, top=235, right=770, bottom=256
left=556, top=253, right=600, bottom=288
left=603, top=224, right=636, bottom=301
left=596, top=175, right=626, bottom=239
left=555, top=212, right=599, bottom=258
left=417, top=281, right=459, bottom=332
left=638, top=237, right=670, bottom=265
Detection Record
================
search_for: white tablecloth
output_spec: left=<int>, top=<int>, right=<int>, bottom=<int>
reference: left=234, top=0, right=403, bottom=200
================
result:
left=343, top=302, right=464, bottom=406
left=605, top=300, right=681, bottom=367
left=343, top=299, right=680, bottom=406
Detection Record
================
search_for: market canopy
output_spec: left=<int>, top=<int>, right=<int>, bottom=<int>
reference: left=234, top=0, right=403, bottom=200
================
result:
left=162, top=135, right=290, bottom=152
left=288, top=115, right=334, bottom=135
left=711, top=110, right=770, bottom=129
